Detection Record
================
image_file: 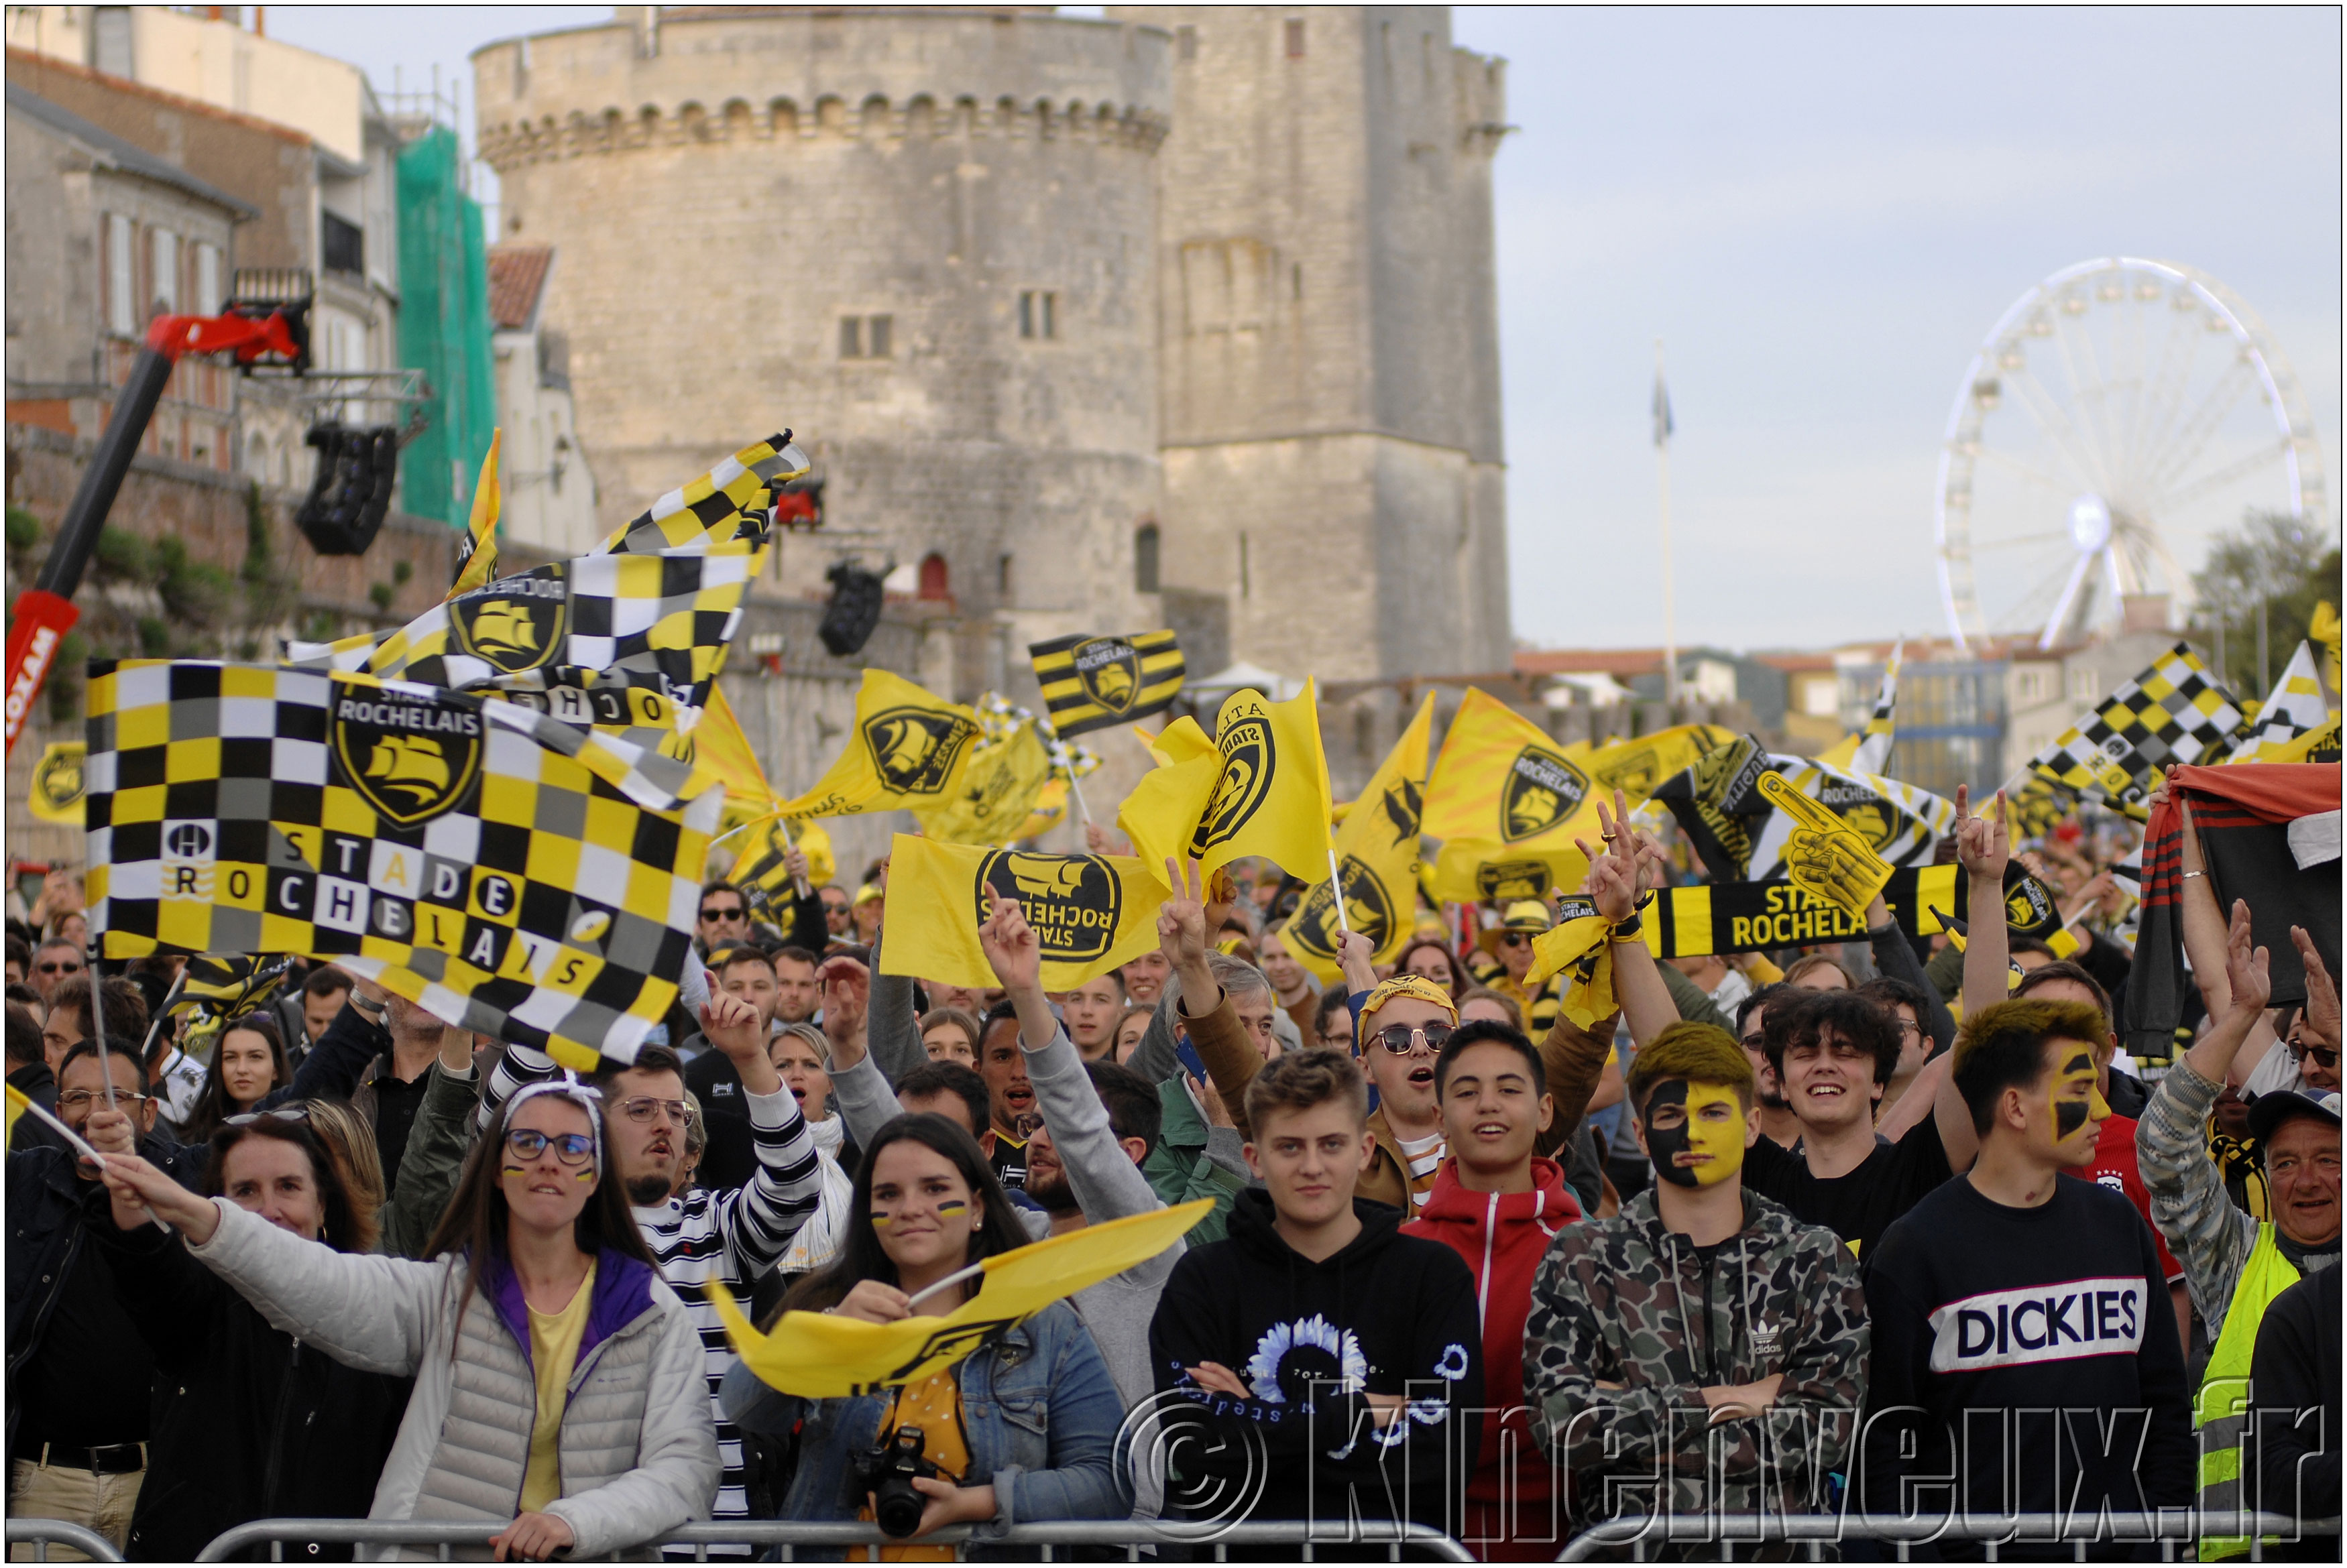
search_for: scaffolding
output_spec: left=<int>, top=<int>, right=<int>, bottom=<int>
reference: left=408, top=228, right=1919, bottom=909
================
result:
left=393, top=123, right=494, bottom=526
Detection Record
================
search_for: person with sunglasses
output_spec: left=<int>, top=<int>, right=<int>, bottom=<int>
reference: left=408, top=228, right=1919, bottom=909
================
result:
left=5, top=1038, right=192, bottom=1557
left=27, top=937, right=82, bottom=1006
left=97, top=1076, right=720, bottom=1563
left=1353, top=974, right=1463, bottom=1214
left=83, top=1104, right=409, bottom=1561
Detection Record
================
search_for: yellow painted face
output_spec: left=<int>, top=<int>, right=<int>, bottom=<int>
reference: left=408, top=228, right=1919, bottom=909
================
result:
left=1644, top=1079, right=1748, bottom=1189
left=2047, top=1041, right=2109, bottom=1152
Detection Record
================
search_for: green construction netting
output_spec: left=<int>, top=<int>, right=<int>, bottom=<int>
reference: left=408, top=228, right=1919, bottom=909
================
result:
left=395, top=125, right=494, bottom=527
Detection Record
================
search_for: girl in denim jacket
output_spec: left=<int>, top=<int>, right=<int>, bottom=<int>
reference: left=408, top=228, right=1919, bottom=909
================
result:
left=720, top=1115, right=1129, bottom=1557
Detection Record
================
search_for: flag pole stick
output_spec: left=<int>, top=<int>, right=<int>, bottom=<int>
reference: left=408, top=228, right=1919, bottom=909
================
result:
left=137, top=973, right=188, bottom=1067
left=905, top=1259, right=986, bottom=1311
left=87, top=943, right=117, bottom=1115
left=1070, top=778, right=1094, bottom=829
left=777, top=810, right=813, bottom=898
left=1654, top=338, right=1678, bottom=711
left=1326, top=847, right=1350, bottom=933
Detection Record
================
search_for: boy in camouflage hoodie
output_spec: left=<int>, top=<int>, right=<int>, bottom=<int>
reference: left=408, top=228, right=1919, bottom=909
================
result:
left=1524, top=1022, right=1869, bottom=1551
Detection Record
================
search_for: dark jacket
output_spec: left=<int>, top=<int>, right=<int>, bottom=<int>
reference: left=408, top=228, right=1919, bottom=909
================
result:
left=3, top=1136, right=204, bottom=1451
left=7, top=1061, right=56, bottom=1118
left=2250, top=1264, right=2341, bottom=1558
left=93, top=1214, right=410, bottom=1561
left=1149, top=1190, right=1484, bottom=1535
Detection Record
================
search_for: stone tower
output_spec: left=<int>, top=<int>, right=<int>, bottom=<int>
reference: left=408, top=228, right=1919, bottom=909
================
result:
left=1112, top=5, right=1513, bottom=683
left=471, top=8, right=1173, bottom=699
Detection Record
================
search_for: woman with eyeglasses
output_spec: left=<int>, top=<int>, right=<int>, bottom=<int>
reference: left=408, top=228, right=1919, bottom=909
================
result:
left=180, top=1015, right=292, bottom=1142
left=720, top=1114, right=1128, bottom=1555
left=97, top=1077, right=720, bottom=1563
left=87, top=1105, right=410, bottom=1561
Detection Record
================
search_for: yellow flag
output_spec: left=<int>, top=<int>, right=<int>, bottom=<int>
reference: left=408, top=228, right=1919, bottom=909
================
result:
left=1421, top=688, right=1603, bottom=903
left=1013, top=778, right=1070, bottom=841
left=727, top=813, right=837, bottom=916
left=2312, top=601, right=2342, bottom=696
left=5, top=1083, right=28, bottom=1142
left=1526, top=901, right=1617, bottom=1028
left=779, top=670, right=982, bottom=819
left=674, top=684, right=778, bottom=831
left=1190, top=682, right=1334, bottom=877
left=447, top=430, right=502, bottom=599
left=915, top=721, right=1054, bottom=847
left=1285, top=693, right=1434, bottom=983
left=28, top=741, right=86, bottom=825
left=878, top=833, right=1169, bottom=991
left=713, top=1199, right=1210, bottom=1398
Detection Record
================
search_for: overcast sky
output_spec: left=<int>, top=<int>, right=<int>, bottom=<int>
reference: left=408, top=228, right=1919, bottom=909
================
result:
left=270, top=5, right=2342, bottom=654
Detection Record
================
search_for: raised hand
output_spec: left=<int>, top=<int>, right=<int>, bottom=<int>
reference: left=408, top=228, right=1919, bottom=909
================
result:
left=1955, top=785, right=2010, bottom=880
left=979, top=889, right=1043, bottom=994
left=1158, top=857, right=1210, bottom=971
left=1336, top=928, right=1378, bottom=995
left=2223, top=899, right=2272, bottom=1019
left=817, top=955, right=870, bottom=1055
left=1575, top=792, right=1644, bottom=923
left=2293, top=926, right=2340, bottom=1051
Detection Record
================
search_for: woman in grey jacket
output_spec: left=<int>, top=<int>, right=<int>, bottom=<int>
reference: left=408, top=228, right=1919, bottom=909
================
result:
left=98, top=1077, right=720, bottom=1563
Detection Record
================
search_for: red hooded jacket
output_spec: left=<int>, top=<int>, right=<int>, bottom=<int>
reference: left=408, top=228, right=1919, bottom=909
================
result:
left=1404, top=1156, right=1584, bottom=1560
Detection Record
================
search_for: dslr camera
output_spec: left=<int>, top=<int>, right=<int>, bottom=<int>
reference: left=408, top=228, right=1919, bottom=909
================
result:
left=852, top=1425, right=938, bottom=1538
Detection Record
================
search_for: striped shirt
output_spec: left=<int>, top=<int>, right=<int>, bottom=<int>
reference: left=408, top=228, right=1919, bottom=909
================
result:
left=485, top=1046, right=823, bottom=1553
left=1395, top=1129, right=1444, bottom=1211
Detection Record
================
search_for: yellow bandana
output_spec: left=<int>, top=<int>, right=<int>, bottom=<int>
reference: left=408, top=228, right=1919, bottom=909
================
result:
left=1359, top=973, right=1460, bottom=1025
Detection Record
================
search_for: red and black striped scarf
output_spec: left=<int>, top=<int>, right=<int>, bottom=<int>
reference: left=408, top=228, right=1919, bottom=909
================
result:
left=2123, top=762, right=2340, bottom=1058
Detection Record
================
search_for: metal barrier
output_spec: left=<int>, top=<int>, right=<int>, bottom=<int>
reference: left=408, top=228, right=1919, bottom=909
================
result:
left=2, top=1520, right=127, bottom=1563
left=1554, top=1510, right=2343, bottom=1562
left=192, top=1516, right=1479, bottom=1562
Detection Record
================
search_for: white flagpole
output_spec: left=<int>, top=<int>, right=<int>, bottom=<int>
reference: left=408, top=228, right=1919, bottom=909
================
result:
left=1654, top=339, right=1679, bottom=711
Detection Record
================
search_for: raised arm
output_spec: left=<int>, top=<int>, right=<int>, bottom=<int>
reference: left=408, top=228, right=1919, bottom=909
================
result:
left=696, top=992, right=823, bottom=1280
left=380, top=1026, right=481, bottom=1259
left=1577, top=798, right=1678, bottom=1048
left=1161, top=858, right=1265, bottom=1144
left=862, top=934, right=929, bottom=1087
left=1955, top=784, right=2012, bottom=1022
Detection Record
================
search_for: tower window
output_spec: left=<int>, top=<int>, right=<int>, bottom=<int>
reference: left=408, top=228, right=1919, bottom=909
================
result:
left=1178, top=25, right=1197, bottom=61
left=840, top=314, right=893, bottom=359
left=1285, top=19, right=1306, bottom=58
left=1135, top=522, right=1160, bottom=593
left=1018, top=291, right=1057, bottom=341
left=997, top=553, right=1015, bottom=599
left=917, top=552, right=951, bottom=601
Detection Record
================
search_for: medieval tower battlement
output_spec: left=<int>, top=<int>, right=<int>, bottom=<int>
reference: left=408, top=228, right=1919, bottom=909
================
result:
left=472, top=5, right=1509, bottom=706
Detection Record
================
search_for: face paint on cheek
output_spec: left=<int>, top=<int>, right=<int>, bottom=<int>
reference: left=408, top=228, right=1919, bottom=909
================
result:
left=1684, top=1082, right=1748, bottom=1188
left=870, top=1211, right=894, bottom=1230
left=503, top=1166, right=525, bottom=1178
left=2051, top=1051, right=2098, bottom=1139
left=1643, top=1081, right=1699, bottom=1189
left=934, top=1199, right=968, bottom=1219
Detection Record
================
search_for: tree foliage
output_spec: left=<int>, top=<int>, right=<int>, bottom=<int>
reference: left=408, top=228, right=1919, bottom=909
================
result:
left=2190, top=509, right=2342, bottom=695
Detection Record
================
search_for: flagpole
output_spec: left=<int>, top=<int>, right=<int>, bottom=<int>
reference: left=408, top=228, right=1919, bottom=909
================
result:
left=87, top=943, right=117, bottom=1115
left=1654, top=339, right=1678, bottom=711
left=1326, top=847, right=1350, bottom=933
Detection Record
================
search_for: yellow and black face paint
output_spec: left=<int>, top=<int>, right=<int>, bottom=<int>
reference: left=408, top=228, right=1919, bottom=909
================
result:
left=2049, top=1046, right=2109, bottom=1143
left=870, top=1210, right=894, bottom=1230
left=1644, top=1080, right=1748, bottom=1189
left=935, top=1199, right=968, bottom=1220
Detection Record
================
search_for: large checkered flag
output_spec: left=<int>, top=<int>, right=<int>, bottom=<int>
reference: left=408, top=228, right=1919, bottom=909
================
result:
left=2026, top=642, right=2247, bottom=818
left=85, top=661, right=716, bottom=1070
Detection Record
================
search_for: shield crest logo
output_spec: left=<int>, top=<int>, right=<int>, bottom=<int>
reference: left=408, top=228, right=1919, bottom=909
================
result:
left=451, top=583, right=567, bottom=676
left=863, top=707, right=978, bottom=796
left=1501, top=745, right=1589, bottom=843
left=1477, top=859, right=1552, bottom=901
left=2006, top=878, right=2057, bottom=932
left=1071, top=638, right=1142, bottom=717
left=977, top=851, right=1123, bottom=963
left=31, top=747, right=83, bottom=819
left=331, top=690, right=484, bottom=827
left=1192, top=715, right=1275, bottom=854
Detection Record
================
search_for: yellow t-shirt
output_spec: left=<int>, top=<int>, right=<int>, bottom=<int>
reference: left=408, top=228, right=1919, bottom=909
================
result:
left=856, top=1369, right=972, bottom=1564
left=519, top=1259, right=597, bottom=1515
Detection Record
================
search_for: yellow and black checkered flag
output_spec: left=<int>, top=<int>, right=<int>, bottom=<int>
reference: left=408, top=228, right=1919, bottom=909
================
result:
left=288, top=542, right=758, bottom=732
left=176, top=953, right=298, bottom=1014
left=2026, top=642, right=2246, bottom=818
left=597, top=434, right=809, bottom=556
left=1027, top=630, right=1185, bottom=738
left=84, top=661, right=716, bottom=1071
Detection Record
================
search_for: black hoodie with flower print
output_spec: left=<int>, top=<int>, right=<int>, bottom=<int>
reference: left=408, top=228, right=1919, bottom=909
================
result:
left=1148, top=1189, right=1484, bottom=1537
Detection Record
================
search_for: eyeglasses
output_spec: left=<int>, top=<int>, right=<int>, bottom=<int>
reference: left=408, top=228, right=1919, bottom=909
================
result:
left=1371, top=1022, right=1454, bottom=1056
left=35, top=961, right=81, bottom=975
left=699, top=905, right=746, bottom=922
left=57, top=1089, right=151, bottom=1111
left=225, top=1105, right=309, bottom=1127
left=614, top=1095, right=689, bottom=1126
left=506, top=1128, right=597, bottom=1166
left=1498, top=933, right=1531, bottom=949
left=2294, top=1043, right=2341, bottom=1069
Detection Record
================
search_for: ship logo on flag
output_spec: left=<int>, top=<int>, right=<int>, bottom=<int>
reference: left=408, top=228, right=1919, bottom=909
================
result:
left=331, top=690, right=484, bottom=827
left=862, top=707, right=978, bottom=796
left=1072, top=638, right=1143, bottom=717
left=1291, top=852, right=1396, bottom=955
left=978, top=851, right=1123, bottom=963
left=1194, top=714, right=1275, bottom=855
left=1502, top=745, right=1589, bottom=842
left=1477, top=859, right=1552, bottom=901
left=450, top=581, right=568, bottom=676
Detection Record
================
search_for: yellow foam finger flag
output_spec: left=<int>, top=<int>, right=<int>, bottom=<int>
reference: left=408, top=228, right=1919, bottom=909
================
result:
left=1759, top=771, right=1892, bottom=918
left=713, top=1199, right=1210, bottom=1398
left=1285, top=692, right=1434, bottom=983
left=447, top=430, right=502, bottom=600
left=29, top=741, right=87, bottom=825
left=1525, top=900, right=1616, bottom=1030
left=879, top=833, right=1169, bottom=990
left=780, top=670, right=982, bottom=819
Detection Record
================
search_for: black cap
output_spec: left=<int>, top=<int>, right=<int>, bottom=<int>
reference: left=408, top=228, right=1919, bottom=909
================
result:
left=2247, top=1089, right=2342, bottom=1148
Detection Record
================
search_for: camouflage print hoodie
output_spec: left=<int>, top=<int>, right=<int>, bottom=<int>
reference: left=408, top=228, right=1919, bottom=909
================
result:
left=1524, top=1186, right=1869, bottom=1542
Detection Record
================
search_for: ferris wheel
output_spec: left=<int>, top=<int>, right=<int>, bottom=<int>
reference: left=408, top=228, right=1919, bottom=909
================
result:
left=1935, top=257, right=2328, bottom=652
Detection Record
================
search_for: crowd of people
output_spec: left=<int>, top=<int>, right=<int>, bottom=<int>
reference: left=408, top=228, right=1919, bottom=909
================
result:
left=3, top=780, right=2338, bottom=1562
